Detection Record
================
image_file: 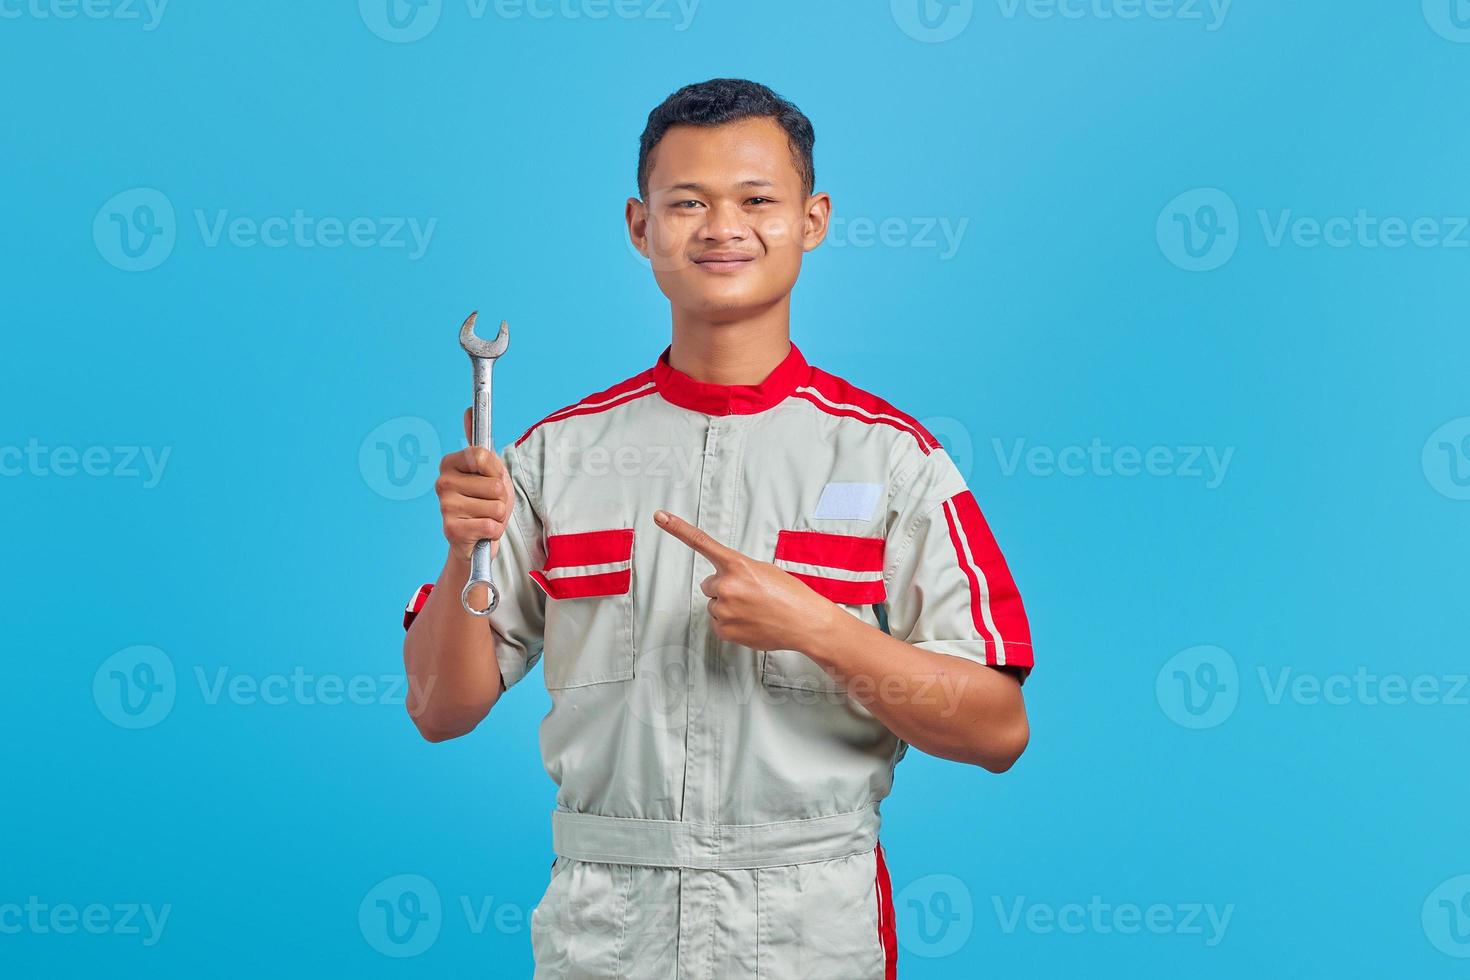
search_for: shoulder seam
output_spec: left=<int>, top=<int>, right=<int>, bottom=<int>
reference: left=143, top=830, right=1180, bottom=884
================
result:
left=513, top=369, right=657, bottom=448
left=885, top=465, right=960, bottom=585
left=793, top=367, right=942, bottom=454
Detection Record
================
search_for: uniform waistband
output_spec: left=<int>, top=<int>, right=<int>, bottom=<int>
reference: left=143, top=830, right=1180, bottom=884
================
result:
left=550, top=803, right=881, bottom=870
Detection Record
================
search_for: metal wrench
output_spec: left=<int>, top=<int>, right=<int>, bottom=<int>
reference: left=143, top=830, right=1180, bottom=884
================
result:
left=458, top=311, right=510, bottom=617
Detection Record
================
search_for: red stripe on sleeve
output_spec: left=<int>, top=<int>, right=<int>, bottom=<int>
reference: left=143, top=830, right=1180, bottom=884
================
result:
left=947, top=490, right=1033, bottom=668
left=402, top=583, right=434, bottom=631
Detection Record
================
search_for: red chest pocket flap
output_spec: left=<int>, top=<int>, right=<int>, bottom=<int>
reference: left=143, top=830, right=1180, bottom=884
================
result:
left=529, top=528, right=634, bottom=600
left=773, top=529, right=886, bottom=605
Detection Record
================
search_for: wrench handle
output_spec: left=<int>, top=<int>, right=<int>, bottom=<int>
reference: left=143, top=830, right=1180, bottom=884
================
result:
left=461, top=360, right=500, bottom=617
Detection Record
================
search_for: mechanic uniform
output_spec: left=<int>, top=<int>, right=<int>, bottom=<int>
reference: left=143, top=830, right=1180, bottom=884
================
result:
left=404, top=340, right=1033, bottom=979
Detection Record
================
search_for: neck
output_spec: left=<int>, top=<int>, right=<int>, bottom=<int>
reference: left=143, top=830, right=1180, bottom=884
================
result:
left=668, top=295, right=792, bottom=385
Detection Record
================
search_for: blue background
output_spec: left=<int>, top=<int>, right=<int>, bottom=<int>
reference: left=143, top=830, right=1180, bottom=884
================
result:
left=4, top=0, right=1468, bottom=975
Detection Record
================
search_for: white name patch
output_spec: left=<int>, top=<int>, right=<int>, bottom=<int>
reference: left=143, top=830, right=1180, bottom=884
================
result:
left=811, top=482, right=885, bottom=521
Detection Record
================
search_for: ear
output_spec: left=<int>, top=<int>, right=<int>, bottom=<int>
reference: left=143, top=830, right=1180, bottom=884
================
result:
left=626, top=197, right=650, bottom=257
left=802, top=191, right=832, bottom=252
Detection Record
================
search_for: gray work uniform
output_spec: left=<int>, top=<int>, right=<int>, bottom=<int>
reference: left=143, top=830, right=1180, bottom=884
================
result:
left=404, top=341, right=1033, bottom=978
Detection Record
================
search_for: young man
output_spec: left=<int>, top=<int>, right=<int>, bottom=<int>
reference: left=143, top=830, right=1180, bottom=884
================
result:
left=402, top=78, right=1033, bottom=979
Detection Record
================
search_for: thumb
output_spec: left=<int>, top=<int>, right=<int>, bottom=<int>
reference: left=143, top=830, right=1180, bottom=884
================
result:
left=463, top=406, right=473, bottom=446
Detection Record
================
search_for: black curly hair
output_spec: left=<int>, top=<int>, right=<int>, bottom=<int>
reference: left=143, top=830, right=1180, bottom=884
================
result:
left=636, top=78, right=815, bottom=200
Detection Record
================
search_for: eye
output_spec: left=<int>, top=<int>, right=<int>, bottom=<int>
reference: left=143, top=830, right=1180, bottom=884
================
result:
left=672, top=200, right=704, bottom=209
left=746, top=197, right=774, bottom=206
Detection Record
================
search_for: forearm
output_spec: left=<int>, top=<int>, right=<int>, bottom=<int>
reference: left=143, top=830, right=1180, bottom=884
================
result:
left=799, top=610, right=1029, bottom=772
left=402, top=552, right=505, bottom=741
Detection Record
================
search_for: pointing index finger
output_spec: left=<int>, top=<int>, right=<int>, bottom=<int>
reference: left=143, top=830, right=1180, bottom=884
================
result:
left=655, top=510, right=736, bottom=567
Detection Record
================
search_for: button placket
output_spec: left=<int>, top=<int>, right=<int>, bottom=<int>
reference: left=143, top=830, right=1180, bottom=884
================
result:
left=682, top=416, right=723, bottom=828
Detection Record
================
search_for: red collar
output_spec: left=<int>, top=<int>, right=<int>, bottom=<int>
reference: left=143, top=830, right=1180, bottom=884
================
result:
left=651, top=341, right=811, bottom=416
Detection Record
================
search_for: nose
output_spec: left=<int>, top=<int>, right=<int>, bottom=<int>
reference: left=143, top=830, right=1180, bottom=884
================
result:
left=698, top=198, right=749, bottom=243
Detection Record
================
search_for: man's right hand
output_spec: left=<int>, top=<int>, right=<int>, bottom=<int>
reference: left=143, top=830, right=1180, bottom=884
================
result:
left=435, top=407, right=516, bottom=563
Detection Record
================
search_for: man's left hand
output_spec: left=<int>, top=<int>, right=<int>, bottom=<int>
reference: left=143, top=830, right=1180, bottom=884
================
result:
left=654, top=509, right=840, bottom=654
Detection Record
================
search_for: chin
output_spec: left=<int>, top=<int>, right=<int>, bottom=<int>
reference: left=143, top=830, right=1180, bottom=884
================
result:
left=693, top=291, right=775, bottom=318
left=658, top=278, right=761, bottom=314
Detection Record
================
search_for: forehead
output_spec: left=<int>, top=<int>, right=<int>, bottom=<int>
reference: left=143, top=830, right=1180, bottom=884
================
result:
left=647, top=116, right=802, bottom=193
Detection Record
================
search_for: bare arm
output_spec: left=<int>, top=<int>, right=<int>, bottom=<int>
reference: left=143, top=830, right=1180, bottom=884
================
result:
left=652, top=509, right=1029, bottom=773
left=799, top=612, right=1029, bottom=772
left=403, top=551, right=506, bottom=741
left=403, top=410, right=515, bottom=742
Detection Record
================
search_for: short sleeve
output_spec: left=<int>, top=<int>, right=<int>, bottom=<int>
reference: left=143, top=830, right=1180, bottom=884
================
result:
left=883, top=447, right=1034, bottom=683
left=479, top=440, right=548, bottom=690
left=402, top=440, right=548, bottom=692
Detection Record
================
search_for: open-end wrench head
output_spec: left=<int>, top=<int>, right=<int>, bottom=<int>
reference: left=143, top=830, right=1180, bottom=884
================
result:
left=459, top=311, right=509, bottom=359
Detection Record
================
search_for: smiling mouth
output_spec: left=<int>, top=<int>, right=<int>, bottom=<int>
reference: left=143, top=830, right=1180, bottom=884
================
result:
left=692, top=255, right=756, bottom=271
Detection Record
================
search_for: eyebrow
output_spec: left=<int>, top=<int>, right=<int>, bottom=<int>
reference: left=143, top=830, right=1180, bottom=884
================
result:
left=660, top=179, right=777, bottom=194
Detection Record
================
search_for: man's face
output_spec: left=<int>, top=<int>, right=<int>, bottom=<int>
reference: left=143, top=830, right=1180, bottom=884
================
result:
left=627, top=116, right=830, bottom=321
